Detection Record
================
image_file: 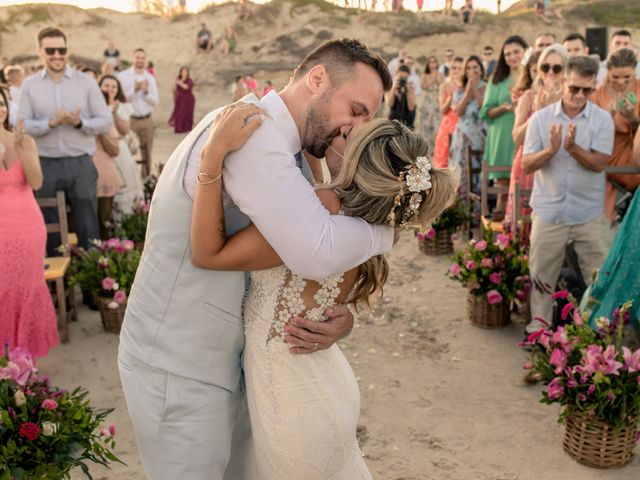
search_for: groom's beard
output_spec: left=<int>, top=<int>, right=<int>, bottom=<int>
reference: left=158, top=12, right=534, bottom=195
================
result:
left=303, top=94, right=340, bottom=158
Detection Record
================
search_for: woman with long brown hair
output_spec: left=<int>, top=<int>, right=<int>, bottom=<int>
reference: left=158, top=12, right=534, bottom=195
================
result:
left=433, top=55, right=464, bottom=168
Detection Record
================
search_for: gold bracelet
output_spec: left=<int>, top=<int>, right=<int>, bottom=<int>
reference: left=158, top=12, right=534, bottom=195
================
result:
left=197, top=171, right=223, bottom=185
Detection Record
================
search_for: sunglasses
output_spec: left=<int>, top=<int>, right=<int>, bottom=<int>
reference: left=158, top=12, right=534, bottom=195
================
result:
left=44, top=47, right=67, bottom=55
left=540, top=63, right=563, bottom=74
left=567, top=85, right=595, bottom=96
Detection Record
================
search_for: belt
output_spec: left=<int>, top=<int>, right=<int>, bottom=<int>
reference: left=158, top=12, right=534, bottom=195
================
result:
left=131, top=114, right=152, bottom=120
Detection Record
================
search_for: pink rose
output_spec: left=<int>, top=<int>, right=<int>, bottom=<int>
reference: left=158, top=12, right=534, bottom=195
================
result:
left=465, top=261, right=477, bottom=270
left=475, top=240, right=487, bottom=251
left=122, top=240, right=135, bottom=251
left=104, top=238, right=121, bottom=250
left=426, top=228, right=436, bottom=240
left=496, top=234, right=510, bottom=251
left=487, top=290, right=503, bottom=305
left=416, top=232, right=426, bottom=241
left=113, top=290, right=127, bottom=304
left=547, top=377, right=564, bottom=400
left=522, top=362, right=533, bottom=370
left=41, top=399, right=58, bottom=410
left=489, top=272, right=502, bottom=284
left=550, top=349, right=567, bottom=374
left=449, top=264, right=461, bottom=276
left=4, top=348, right=36, bottom=386
left=108, top=424, right=116, bottom=436
left=102, top=277, right=115, bottom=291
left=480, top=258, right=492, bottom=268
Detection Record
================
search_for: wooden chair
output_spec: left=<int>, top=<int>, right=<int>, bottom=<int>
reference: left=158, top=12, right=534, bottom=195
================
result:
left=37, top=191, right=77, bottom=343
left=480, top=161, right=511, bottom=234
left=513, top=182, right=533, bottom=234
left=464, top=146, right=482, bottom=239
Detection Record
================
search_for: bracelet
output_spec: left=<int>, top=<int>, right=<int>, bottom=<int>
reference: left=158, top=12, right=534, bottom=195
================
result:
left=197, top=171, right=223, bottom=185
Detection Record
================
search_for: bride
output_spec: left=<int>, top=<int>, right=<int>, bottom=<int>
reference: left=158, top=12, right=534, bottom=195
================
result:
left=190, top=103, right=458, bottom=479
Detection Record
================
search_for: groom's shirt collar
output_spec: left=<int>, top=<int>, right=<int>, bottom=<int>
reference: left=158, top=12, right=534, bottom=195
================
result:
left=259, top=90, right=302, bottom=157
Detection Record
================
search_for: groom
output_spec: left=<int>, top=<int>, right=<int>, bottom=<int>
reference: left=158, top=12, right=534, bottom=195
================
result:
left=118, top=38, right=393, bottom=480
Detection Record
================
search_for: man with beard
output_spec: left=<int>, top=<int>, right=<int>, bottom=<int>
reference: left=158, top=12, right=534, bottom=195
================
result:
left=118, top=38, right=393, bottom=480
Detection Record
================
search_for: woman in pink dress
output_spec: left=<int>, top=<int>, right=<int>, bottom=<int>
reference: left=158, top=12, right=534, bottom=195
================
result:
left=433, top=56, right=463, bottom=168
left=0, top=89, right=59, bottom=357
left=169, top=66, right=195, bottom=133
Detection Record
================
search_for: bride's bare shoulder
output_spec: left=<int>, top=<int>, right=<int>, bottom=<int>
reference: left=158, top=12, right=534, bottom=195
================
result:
left=315, top=188, right=341, bottom=215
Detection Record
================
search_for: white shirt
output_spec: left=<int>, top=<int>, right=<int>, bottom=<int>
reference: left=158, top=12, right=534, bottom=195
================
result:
left=524, top=100, right=614, bottom=225
left=8, top=85, right=20, bottom=128
left=118, top=68, right=159, bottom=117
left=409, top=72, right=422, bottom=96
left=183, top=91, right=394, bottom=281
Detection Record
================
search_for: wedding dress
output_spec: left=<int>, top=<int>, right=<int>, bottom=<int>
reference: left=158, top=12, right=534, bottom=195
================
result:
left=243, top=265, right=372, bottom=479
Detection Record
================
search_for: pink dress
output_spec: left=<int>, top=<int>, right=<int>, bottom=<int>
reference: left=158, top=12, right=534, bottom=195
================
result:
left=0, top=160, right=59, bottom=357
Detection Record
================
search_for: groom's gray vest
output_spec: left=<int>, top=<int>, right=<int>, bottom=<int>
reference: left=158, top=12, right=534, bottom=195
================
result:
left=120, top=96, right=300, bottom=392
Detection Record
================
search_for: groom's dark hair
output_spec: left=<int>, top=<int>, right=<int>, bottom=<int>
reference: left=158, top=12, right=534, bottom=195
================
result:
left=294, top=38, right=392, bottom=91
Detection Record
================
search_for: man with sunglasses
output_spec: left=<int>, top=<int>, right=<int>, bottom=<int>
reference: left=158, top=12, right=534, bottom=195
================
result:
left=18, top=27, right=112, bottom=254
left=522, top=55, right=614, bottom=334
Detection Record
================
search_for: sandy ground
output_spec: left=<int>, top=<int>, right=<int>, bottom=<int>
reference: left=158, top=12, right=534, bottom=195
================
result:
left=37, top=125, right=640, bottom=479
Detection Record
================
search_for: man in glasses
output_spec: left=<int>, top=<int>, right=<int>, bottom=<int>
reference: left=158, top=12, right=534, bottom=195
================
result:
left=439, top=48, right=455, bottom=79
left=18, top=26, right=112, bottom=254
left=522, top=55, right=614, bottom=334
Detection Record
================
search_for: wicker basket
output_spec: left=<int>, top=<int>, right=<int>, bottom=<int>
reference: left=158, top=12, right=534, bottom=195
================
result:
left=467, top=292, right=510, bottom=328
left=563, top=412, right=638, bottom=469
left=95, top=296, right=127, bottom=334
left=418, top=230, right=453, bottom=256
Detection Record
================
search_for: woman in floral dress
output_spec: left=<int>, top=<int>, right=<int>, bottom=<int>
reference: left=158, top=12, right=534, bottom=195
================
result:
left=417, top=56, right=445, bottom=147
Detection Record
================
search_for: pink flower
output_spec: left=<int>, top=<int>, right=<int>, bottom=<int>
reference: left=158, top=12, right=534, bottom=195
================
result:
left=551, top=290, right=570, bottom=300
left=547, top=377, right=564, bottom=400
left=465, top=261, right=477, bottom=270
left=122, top=239, right=135, bottom=251
left=587, top=384, right=596, bottom=395
left=98, top=256, right=109, bottom=269
left=496, top=234, right=510, bottom=251
left=416, top=232, right=426, bottom=241
left=141, top=202, right=150, bottom=213
left=480, top=258, right=493, bottom=268
left=550, top=349, right=567, bottom=374
left=102, top=277, right=116, bottom=291
left=104, top=238, right=121, bottom=250
left=108, top=424, right=116, bottom=436
left=486, top=290, right=503, bottom=305
left=573, top=309, right=584, bottom=326
left=561, top=303, right=574, bottom=322
left=1, top=348, right=36, bottom=386
left=489, top=272, right=503, bottom=284
left=475, top=240, right=487, bottom=251
left=426, top=228, right=436, bottom=240
left=582, top=345, right=623, bottom=376
left=522, top=362, right=533, bottom=370
left=113, top=290, right=127, bottom=304
left=450, top=233, right=459, bottom=241
left=551, top=326, right=572, bottom=353
left=622, top=347, right=640, bottom=372
left=516, top=290, right=527, bottom=302
left=449, top=264, right=461, bottom=276
left=41, top=399, right=58, bottom=410
left=578, top=393, right=587, bottom=402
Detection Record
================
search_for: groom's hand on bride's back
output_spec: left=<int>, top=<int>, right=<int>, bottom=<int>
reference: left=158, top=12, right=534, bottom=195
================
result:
left=283, top=305, right=354, bottom=355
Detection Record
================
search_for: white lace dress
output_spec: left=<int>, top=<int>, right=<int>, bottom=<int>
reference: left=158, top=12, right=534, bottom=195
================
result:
left=243, top=265, right=372, bottom=479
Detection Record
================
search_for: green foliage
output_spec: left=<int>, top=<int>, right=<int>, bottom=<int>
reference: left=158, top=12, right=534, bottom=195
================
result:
left=114, top=203, right=150, bottom=245
left=431, top=199, right=470, bottom=234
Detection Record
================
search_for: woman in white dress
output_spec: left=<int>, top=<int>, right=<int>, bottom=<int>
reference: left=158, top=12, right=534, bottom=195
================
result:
left=99, top=74, right=144, bottom=214
left=190, top=105, right=458, bottom=479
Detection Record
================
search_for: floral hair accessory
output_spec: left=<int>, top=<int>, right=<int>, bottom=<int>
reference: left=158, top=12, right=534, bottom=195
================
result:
left=387, top=155, right=433, bottom=227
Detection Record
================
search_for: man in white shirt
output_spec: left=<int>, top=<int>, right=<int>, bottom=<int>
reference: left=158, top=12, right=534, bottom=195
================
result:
left=439, top=48, right=455, bottom=79
left=597, top=29, right=640, bottom=85
left=4, top=65, right=24, bottom=128
left=118, top=38, right=395, bottom=480
left=403, top=55, right=422, bottom=96
left=118, top=48, right=159, bottom=176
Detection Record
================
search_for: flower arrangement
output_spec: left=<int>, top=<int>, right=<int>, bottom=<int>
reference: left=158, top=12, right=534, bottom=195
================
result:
left=69, top=238, right=141, bottom=309
left=424, top=198, right=470, bottom=236
left=447, top=232, right=530, bottom=305
left=0, top=346, right=122, bottom=478
left=142, top=174, right=157, bottom=203
left=522, top=295, right=640, bottom=431
left=114, top=201, right=149, bottom=246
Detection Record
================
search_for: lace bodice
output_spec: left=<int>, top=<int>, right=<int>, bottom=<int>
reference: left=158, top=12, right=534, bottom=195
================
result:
left=245, top=266, right=344, bottom=344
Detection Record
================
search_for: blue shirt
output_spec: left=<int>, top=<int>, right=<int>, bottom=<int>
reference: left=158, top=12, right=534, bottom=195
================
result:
left=523, top=100, right=614, bottom=225
left=18, top=65, right=112, bottom=158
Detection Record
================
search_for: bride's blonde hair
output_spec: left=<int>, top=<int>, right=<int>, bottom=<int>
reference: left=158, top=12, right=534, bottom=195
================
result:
left=321, top=119, right=459, bottom=308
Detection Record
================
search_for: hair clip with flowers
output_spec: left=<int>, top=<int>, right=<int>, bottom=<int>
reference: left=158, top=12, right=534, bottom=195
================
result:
left=387, top=155, right=433, bottom=227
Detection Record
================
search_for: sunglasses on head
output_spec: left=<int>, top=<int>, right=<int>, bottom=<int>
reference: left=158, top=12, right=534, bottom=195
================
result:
left=44, top=47, right=67, bottom=55
left=567, top=85, right=595, bottom=96
left=540, top=63, right=563, bottom=74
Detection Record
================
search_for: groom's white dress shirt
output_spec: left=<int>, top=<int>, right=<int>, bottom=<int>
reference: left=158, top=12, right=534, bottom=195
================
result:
left=183, top=91, right=393, bottom=281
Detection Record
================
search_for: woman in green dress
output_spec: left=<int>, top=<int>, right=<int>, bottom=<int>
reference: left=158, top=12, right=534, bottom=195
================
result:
left=479, top=35, right=528, bottom=217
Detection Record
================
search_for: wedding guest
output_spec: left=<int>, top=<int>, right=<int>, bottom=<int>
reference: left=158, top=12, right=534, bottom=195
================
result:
left=562, top=33, right=589, bottom=58
left=169, top=66, right=195, bottom=133
left=522, top=55, right=614, bottom=332
left=403, top=56, right=422, bottom=96
left=433, top=56, right=463, bottom=167
left=262, top=80, right=274, bottom=97
left=232, top=75, right=247, bottom=102
left=0, top=88, right=59, bottom=357
left=103, top=40, right=121, bottom=70
left=221, top=25, right=237, bottom=57
left=196, top=22, right=213, bottom=51
left=92, top=90, right=121, bottom=240
left=482, top=45, right=497, bottom=80
left=459, top=0, right=475, bottom=24
left=417, top=55, right=444, bottom=146
left=99, top=74, right=143, bottom=214
left=597, top=30, right=640, bottom=86
left=18, top=27, right=112, bottom=254
left=534, top=33, right=555, bottom=52
left=506, top=46, right=567, bottom=235
left=244, top=73, right=259, bottom=97
left=450, top=55, right=486, bottom=199
left=387, top=48, right=406, bottom=77
left=439, top=48, right=455, bottom=79
left=480, top=35, right=527, bottom=218
left=118, top=48, right=159, bottom=177
left=147, top=60, right=156, bottom=79
left=387, top=64, right=416, bottom=129
left=5, top=65, right=24, bottom=128
left=591, top=48, right=640, bottom=225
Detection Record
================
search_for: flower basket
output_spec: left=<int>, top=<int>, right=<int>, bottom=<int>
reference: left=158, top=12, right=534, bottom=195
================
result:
left=467, top=292, right=510, bottom=328
left=418, top=229, right=453, bottom=256
left=563, top=412, right=638, bottom=469
left=95, top=296, right=127, bottom=334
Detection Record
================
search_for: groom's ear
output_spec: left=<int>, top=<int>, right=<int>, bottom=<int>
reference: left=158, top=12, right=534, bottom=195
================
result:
left=306, top=65, right=328, bottom=95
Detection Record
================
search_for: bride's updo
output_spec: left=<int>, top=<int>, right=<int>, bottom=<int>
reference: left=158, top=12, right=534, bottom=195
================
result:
left=323, top=118, right=459, bottom=307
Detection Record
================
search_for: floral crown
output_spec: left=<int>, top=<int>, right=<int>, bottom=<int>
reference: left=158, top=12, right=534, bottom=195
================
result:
left=387, top=155, right=433, bottom=227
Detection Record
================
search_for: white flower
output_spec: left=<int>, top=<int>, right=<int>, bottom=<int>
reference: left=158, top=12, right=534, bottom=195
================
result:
left=42, top=421, right=58, bottom=436
left=405, top=156, right=433, bottom=193
left=14, top=390, right=26, bottom=406
left=112, top=282, right=120, bottom=291
left=108, top=301, right=119, bottom=309
left=595, top=316, right=610, bottom=330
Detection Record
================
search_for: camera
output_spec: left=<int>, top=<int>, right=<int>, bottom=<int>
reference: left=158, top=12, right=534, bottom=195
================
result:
left=398, top=77, right=407, bottom=87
